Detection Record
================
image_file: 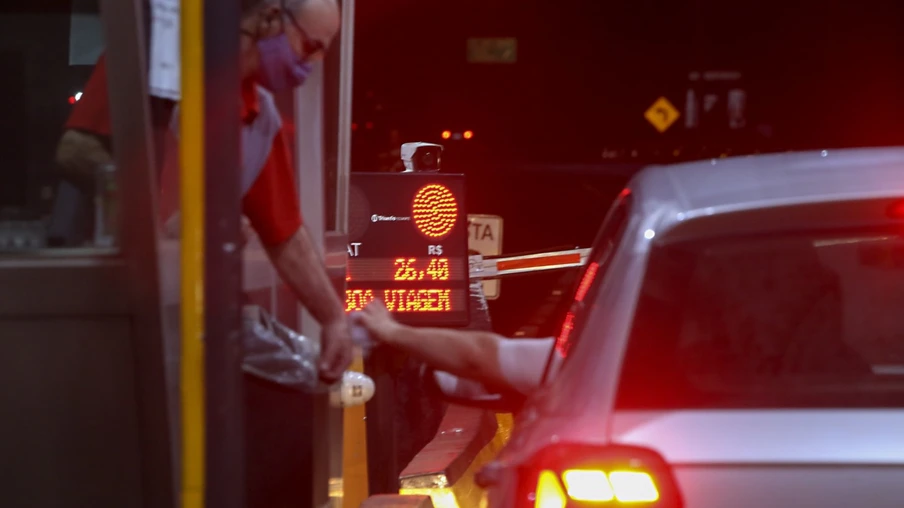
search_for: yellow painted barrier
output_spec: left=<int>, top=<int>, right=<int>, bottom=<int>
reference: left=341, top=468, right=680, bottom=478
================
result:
left=399, top=412, right=515, bottom=508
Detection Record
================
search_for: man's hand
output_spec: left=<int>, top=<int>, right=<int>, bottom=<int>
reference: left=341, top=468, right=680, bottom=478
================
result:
left=319, top=319, right=353, bottom=383
left=357, top=299, right=403, bottom=344
left=266, top=226, right=353, bottom=383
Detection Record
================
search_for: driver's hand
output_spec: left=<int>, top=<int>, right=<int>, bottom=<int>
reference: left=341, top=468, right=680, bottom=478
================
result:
left=357, top=299, right=402, bottom=344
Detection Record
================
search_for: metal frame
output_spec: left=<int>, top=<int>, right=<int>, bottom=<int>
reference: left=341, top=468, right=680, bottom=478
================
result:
left=294, top=59, right=334, bottom=508
left=295, top=0, right=357, bottom=505
left=99, top=0, right=176, bottom=506
left=333, top=0, right=355, bottom=237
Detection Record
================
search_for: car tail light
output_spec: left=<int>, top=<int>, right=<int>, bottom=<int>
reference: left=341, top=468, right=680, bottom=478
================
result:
left=442, top=130, right=452, bottom=139
left=463, top=130, right=474, bottom=139
left=886, top=200, right=904, bottom=219
left=519, top=444, right=683, bottom=508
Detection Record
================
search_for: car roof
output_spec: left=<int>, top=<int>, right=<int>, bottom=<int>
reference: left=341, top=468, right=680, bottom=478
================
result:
left=629, top=147, right=904, bottom=218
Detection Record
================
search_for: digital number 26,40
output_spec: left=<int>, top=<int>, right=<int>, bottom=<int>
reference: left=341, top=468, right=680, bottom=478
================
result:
left=393, top=258, right=450, bottom=281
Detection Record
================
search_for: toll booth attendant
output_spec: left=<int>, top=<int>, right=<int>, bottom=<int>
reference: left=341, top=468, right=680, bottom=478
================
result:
left=59, top=1, right=353, bottom=506
left=357, top=299, right=557, bottom=397
left=57, top=0, right=353, bottom=381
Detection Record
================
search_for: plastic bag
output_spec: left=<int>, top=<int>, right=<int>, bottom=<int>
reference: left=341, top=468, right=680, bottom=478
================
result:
left=241, top=305, right=322, bottom=392
left=241, top=305, right=378, bottom=394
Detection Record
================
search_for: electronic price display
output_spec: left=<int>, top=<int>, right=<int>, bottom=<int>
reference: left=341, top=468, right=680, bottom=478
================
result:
left=346, top=172, right=470, bottom=327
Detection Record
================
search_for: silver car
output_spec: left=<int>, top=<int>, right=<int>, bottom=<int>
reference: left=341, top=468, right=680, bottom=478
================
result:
left=479, top=147, right=904, bottom=508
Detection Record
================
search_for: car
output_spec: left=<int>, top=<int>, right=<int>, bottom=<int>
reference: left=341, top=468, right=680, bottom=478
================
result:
left=474, top=147, right=904, bottom=508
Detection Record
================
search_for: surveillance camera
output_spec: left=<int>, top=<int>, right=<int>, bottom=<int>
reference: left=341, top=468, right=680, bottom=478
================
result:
left=401, top=142, right=443, bottom=173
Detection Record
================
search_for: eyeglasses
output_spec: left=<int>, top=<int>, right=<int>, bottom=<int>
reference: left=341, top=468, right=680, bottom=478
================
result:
left=281, top=0, right=325, bottom=60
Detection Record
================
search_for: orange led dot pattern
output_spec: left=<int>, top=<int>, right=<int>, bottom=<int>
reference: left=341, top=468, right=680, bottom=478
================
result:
left=412, top=184, right=458, bottom=239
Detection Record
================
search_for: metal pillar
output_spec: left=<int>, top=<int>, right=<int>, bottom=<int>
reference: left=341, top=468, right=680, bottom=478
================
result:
left=296, top=0, right=355, bottom=504
left=203, top=0, right=245, bottom=505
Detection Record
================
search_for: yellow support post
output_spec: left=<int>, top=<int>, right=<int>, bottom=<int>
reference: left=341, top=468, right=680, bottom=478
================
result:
left=342, top=353, right=370, bottom=507
left=180, top=0, right=206, bottom=505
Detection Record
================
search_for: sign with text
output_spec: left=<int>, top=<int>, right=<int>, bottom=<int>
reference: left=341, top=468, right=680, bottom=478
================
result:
left=468, top=214, right=503, bottom=300
left=346, top=173, right=470, bottom=327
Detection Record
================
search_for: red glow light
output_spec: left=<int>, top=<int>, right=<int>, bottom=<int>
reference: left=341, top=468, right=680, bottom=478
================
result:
left=555, top=261, right=601, bottom=356
left=441, top=130, right=452, bottom=139
left=555, top=312, right=576, bottom=357
left=574, top=262, right=599, bottom=302
left=412, top=184, right=458, bottom=239
left=68, top=96, right=76, bottom=104
left=463, top=130, right=473, bottom=140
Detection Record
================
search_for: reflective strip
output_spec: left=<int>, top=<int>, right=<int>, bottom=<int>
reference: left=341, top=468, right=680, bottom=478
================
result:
left=469, top=248, right=591, bottom=280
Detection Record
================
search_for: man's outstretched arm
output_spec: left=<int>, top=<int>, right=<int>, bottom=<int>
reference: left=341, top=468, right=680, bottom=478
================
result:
left=266, top=225, right=352, bottom=382
left=355, top=299, right=510, bottom=390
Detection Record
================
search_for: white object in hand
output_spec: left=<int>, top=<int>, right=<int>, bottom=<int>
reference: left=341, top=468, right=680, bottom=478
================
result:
left=348, top=311, right=376, bottom=352
left=329, top=371, right=375, bottom=408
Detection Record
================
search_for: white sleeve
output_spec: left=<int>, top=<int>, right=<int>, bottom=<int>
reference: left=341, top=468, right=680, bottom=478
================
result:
left=497, top=337, right=556, bottom=396
left=433, top=370, right=495, bottom=398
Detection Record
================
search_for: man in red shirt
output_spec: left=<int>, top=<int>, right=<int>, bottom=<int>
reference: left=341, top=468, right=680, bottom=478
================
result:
left=58, top=0, right=352, bottom=382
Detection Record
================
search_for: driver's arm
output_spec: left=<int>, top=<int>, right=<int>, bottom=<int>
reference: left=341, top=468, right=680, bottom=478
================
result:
left=358, top=301, right=556, bottom=395
left=382, top=324, right=509, bottom=391
left=430, top=337, right=556, bottom=397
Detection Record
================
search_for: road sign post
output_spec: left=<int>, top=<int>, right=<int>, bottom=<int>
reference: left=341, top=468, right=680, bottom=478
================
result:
left=467, top=214, right=503, bottom=300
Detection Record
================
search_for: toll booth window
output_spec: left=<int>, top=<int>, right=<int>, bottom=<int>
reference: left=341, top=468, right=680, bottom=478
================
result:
left=0, top=0, right=119, bottom=254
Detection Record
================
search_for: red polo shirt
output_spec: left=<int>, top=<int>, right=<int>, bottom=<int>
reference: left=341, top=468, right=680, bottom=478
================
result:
left=238, top=80, right=304, bottom=246
left=64, top=54, right=303, bottom=247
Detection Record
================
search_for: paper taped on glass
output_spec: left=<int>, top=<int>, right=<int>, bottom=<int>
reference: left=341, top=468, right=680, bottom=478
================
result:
left=149, top=0, right=181, bottom=100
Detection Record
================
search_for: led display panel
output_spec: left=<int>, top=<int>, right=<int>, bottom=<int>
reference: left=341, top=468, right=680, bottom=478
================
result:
left=346, top=172, right=469, bottom=326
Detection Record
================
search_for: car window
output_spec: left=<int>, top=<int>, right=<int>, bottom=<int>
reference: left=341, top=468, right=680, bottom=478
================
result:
left=616, top=228, right=904, bottom=409
left=540, top=190, right=631, bottom=383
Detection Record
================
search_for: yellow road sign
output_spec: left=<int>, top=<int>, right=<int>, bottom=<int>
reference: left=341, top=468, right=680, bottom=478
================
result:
left=644, top=97, right=680, bottom=133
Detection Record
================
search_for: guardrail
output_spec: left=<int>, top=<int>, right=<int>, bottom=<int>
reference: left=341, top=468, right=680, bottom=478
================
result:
left=397, top=407, right=513, bottom=508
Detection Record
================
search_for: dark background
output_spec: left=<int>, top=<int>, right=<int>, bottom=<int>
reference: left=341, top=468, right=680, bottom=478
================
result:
left=0, top=0, right=901, bottom=334
left=349, top=0, right=904, bottom=336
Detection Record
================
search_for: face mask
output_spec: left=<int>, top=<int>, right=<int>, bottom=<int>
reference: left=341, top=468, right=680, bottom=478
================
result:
left=256, top=34, right=313, bottom=91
